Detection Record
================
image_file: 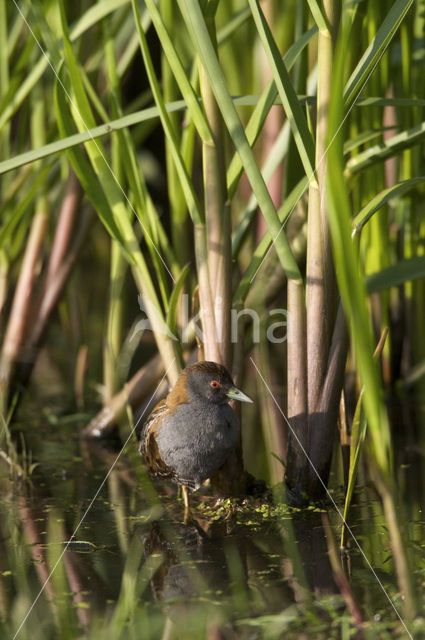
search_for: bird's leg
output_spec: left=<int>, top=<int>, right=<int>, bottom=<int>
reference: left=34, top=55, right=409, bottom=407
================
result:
left=182, top=485, right=191, bottom=523
left=182, top=485, right=190, bottom=509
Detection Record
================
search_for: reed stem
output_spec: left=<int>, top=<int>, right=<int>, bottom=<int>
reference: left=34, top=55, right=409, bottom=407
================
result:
left=199, top=19, right=231, bottom=368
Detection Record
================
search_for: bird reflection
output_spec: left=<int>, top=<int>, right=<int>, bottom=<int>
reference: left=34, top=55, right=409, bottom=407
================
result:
left=140, top=506, right=295, bottom=635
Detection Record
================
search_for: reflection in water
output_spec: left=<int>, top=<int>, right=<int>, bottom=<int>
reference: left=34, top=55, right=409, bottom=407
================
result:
left=0, top=428, right=423, bottom=639
left=290, top=511, right=337, bottom=595
left=141, top=513, right=292, bottom=637
left=140, top=507, right=343, bottom=637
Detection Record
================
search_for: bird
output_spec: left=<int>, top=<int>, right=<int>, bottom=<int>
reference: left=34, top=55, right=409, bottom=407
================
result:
left=139, top=360, right=253, bottom=513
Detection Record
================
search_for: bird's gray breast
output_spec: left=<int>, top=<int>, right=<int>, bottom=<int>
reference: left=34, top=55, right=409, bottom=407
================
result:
left=154, top=402, right=240, bottom=489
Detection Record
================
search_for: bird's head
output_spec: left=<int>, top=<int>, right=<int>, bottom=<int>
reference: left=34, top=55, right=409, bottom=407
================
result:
left=183, top=361, right=253, bottom=405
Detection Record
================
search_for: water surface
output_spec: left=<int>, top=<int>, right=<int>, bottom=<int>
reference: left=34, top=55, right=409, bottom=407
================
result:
left=0, top=412, right=424, bottom=639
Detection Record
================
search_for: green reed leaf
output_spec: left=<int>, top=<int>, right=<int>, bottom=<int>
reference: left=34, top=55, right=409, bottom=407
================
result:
left=248, top=0, right=316, bottom=178
left=177, top=0, right=302, bottom=283
left=353, top=177, right=425, bottom=233
left=344, top=0, right=414, bottom=109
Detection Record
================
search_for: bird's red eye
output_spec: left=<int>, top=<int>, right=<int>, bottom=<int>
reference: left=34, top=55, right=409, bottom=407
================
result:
left=210, top=380, right=221, bottom=389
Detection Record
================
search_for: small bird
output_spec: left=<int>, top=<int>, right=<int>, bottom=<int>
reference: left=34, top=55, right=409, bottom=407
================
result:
left=139, top=361, right=253, bottom=511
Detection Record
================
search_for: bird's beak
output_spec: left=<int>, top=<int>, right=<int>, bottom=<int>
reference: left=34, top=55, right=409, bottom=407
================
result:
left=226, top=386, right=253, bottom=403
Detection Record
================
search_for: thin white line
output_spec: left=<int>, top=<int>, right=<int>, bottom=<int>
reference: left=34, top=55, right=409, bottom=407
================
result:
left=11, top=0, right=175, bottom=284
left=250, top=13, right=411, bottom=284
left=249, top=356, right=413, bottom=640
left=12, top=359, right=175, bottom=640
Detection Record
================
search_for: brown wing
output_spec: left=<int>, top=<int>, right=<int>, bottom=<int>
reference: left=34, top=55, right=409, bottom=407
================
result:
left=139, top=399, right=174, bottom=479
left=139, top=398, right=167, bottom=454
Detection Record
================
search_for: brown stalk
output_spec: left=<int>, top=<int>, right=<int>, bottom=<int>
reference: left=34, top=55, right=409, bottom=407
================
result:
left=83, top=352, right=165, bottom=437
left=0, top=173, right=89, bottom=412
left=199, top=19, right=231, bottom=369
left=16, top=205, right=93, bottom=390
left=45, top=171, right=81, bottom=284
left=306, top=0, right=339, bottom=415
left=252, top=1, right=287, bottom=483
left=285, top=279, right=308, bottom=496
left=308, top=302, right=349, bottom=495
left=286, top=0, right=342, bottom=501
left=257, top=0, right=284, bottom=239
left=0, top=208, right=47, bottom=414
left=194, top=224, right=220, bottom=363
left=199, top=18, right=244, bottom=491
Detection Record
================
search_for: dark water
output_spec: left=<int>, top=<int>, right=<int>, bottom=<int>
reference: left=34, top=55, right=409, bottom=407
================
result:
left=0, top=412, right=424, bottom=640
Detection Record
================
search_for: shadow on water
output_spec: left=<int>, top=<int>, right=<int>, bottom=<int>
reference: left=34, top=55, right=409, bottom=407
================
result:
left=0, top=416, right=424, bottom=639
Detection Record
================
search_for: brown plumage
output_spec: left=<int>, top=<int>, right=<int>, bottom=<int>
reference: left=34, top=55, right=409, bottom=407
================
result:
left=141, top=398, right=173, bottom=479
